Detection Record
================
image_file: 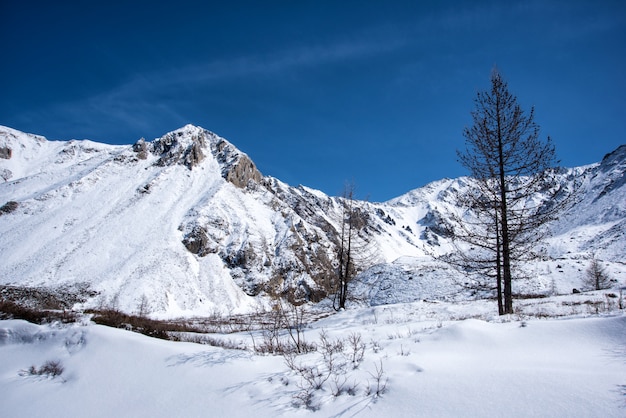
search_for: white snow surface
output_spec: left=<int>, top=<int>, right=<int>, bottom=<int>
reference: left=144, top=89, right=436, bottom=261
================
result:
left=1, top=307, right=625, bottom=417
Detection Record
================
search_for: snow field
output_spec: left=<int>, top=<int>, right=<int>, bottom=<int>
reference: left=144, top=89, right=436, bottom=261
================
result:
left=1, top=304, right=624, bottom=417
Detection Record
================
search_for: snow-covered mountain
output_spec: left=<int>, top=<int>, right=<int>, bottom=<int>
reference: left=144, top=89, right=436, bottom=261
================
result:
left=1, top=125, right=624, bottom=317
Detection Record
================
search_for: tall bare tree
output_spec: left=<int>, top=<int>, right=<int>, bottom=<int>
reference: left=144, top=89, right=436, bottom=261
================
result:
left=455, top=68, right=565, bottom=314
left=333, top=185, right=356, bottom=311
left=332, top=184, right=376, bottom=311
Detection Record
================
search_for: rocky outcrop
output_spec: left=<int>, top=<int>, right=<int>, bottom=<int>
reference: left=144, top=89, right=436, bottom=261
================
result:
left=593, top=144, right=626, bottom=203
left=151, top=130, right=206, bottom=169
left=418, top=209, right=452, bottom=239
left=0, top=201, right=19, bottom=215
left=133, top=127, right=263, bottom=188
left=214, top=139, right=263, bottom=188
left=0, top=147, right=11, bottom=159
left=224, top=154, right=262, bottom=188
left=182, top=226, right=211, bottom=256
left=132, top=138, right=149, bottom=160
left=0, top=169, right=12, bottom=181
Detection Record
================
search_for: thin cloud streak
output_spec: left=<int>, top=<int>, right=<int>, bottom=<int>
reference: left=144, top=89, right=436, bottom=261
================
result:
left=14, top=3, right=526, bottom=141
left=18, top=33, right=409, bottom=141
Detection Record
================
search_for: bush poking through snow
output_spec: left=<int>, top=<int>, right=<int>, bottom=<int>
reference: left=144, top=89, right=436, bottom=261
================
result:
left=282, top=330, right=388, bottom=410
left=23, top=360, right=64, bottom=378
left=0, top=299, right=77, bottom=324
left=346, top=332, right=366, bottom=368
left=331, top=375, right=359, bottom=397
left=88, top=308, right=208, bottom=340
left=252, top=301, right=315, bottom=354
left=367, top=359, right=388, bottom=398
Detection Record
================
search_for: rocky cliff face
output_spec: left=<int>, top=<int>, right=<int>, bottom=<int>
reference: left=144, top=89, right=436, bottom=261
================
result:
left=213, top=138, right=263, bottom=188
left=133, top=125, right=263, bottom=188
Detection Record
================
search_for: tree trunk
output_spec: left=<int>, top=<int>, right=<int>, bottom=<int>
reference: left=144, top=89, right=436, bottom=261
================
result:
left=495, top=214, right=504, bottom=315
left=496, top=96, right=514, bottom=315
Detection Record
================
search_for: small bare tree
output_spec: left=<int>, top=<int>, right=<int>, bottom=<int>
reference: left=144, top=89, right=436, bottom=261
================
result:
left=137, top=294, right=150, bottom=318
left=584, top=257, right=612, bottom=290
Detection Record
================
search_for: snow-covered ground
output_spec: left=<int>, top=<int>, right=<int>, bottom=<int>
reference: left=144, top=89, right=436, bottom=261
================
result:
left=1, top=301, right=624, bottom=417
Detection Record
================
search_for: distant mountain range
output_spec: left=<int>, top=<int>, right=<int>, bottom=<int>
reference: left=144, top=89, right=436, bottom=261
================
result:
left=1, top=125, right=624, bottom=317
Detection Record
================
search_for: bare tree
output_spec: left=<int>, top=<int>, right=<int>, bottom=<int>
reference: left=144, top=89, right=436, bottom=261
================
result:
left=137, top=294, right=150, bottom=318
left=333, top=184, right=356, bottom=311
left=332, top=183, right=376, bottom=311
left=454, top=68, right=569, bottom=314
left=584, top=257, right=612, bottom=290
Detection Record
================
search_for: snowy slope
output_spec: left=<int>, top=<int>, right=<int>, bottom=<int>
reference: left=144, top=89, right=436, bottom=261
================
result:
left=0, top=126, right=264, bottom=316
left=364, top=150, right=626, bottom=304
left=1, top=125, right=625, bottom=316
left=547, top=146, right=626, bottom=260
left=1, top=310, right=625, bottom=417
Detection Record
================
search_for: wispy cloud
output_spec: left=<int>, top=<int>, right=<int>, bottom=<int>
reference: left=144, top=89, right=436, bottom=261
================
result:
left=22, top=0, right=620, bottom=143
left=129, top=32, right=407, bottom=92
left=15, top=32, right=408, bottom=141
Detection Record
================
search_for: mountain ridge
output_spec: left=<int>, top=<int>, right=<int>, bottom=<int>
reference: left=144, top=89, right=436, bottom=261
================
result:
left=1, top=125, right=624, bottom=317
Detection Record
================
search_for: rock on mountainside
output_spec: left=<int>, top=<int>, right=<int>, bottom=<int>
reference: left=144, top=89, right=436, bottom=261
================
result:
left=0, top=125, right=624, bottom=317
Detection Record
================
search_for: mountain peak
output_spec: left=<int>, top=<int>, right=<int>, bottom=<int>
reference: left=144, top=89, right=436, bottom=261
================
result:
left=143, top=125, right=212, bottom=169
left=130, top=124, right=264, bottom=188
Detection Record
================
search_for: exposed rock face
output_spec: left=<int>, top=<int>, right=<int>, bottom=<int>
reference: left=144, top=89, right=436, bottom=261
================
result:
left=418, top=209, right=452, bottom=241
left=152, top=130, right=206, bottom=169
left=0, top=147, right=11, bottom=159
left=132, top=138, right=148, bottom=160
left=593, top=144, right=626, bottom=203
left=132, top=127, right=263, bottom=188
left=214, top=139, right=263, bottom=188
left=224, top=154, right=262, bottom=188
left=0, top=201, right=18, bottom=215
left=182, top=226, right=210, bottom=256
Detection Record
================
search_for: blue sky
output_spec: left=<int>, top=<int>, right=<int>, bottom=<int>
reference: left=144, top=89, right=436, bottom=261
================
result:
left=1, top=1, right=625, bottom=201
